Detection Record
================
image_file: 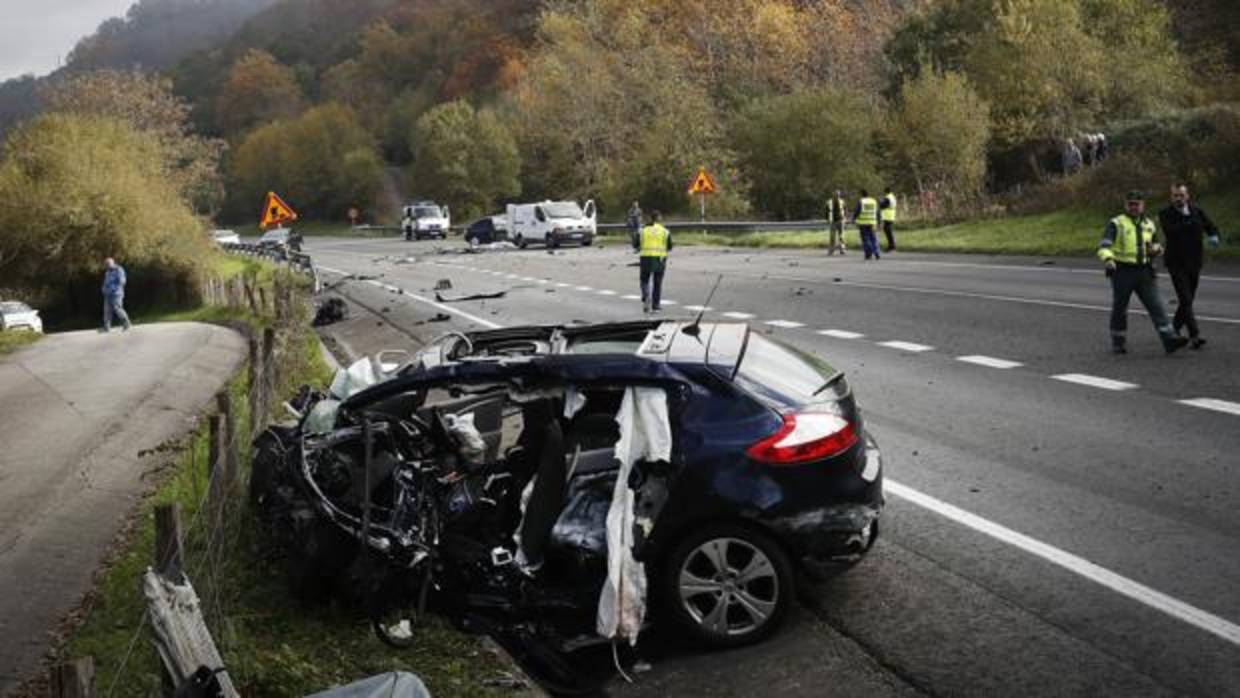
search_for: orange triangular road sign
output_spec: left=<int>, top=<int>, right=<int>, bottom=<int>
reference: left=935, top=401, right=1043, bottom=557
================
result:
left=260, top=191, right=298, bottom=228
left=688, top=167, right=718, bottom=195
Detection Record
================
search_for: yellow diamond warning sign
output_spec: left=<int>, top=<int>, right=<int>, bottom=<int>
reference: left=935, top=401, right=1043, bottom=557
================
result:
left=260, top=191, right=298, bottom=229
left=688, top=167, right=718, bottom=195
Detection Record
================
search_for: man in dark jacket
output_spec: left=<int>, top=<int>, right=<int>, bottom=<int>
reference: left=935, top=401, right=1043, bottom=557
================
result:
left=1158, top=184, right=1221, bottom=349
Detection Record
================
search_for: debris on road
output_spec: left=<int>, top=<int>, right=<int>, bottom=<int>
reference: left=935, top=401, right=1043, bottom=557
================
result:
left=435, top=290, right=507, bottom=303
left=435, top=279, right=453, bottom=291
left=313, top=297, right=349, bottom=326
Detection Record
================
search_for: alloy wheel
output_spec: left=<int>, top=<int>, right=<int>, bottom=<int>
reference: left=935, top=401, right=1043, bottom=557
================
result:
left=678, top=537, right=779, bottom=637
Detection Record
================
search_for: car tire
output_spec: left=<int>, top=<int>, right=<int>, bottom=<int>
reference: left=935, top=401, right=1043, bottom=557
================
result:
left=466, top=235, right=479, bottom=250
left=659, top=522, right=794, bottom=648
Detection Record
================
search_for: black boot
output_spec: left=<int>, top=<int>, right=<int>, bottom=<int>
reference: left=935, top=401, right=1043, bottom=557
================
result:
left=1163, top=335, right=1189, bottom=354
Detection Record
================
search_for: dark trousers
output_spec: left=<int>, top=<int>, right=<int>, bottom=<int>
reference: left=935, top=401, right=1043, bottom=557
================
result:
left=103, top=293, right=131, bottom=331
left=639, top=256, right=666, bottom=309
left=860, top=226, right=880, bottom=259
left=1168, top=265, right=1201, bottom=338
left=1109, top=264, right=1172, bottom=344
left=883, top=221, right=896, bottom=251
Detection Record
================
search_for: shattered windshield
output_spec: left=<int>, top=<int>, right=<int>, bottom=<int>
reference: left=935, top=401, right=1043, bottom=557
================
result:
left=544, top=202, right=583, bottom=219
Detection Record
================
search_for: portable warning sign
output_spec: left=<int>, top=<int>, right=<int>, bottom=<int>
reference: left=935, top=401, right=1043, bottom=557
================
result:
left=688, top=167, right=718, bottom=195
left=260, top=191, right=298, bottom=229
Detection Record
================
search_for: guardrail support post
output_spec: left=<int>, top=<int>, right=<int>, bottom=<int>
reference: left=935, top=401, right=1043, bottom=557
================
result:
left=49, top=657, right=95, bottom=698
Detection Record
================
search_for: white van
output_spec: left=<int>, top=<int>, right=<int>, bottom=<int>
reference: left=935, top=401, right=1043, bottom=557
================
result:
left=402, top=201, right=450, bottom=240
left=505, top=200, right=596, bottom=249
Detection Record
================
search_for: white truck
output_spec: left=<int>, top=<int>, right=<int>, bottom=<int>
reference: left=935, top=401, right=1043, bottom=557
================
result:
left=505, top=200, right=596, bottom=249
left=402, top=201, right=450, bottom=240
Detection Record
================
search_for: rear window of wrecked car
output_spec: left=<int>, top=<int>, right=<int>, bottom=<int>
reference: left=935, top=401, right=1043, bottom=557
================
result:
left=734, top=334, right=835, bottom=410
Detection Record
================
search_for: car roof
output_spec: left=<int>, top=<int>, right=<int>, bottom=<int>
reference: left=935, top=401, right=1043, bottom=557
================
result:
left=1, top=301, right=32, bottom=311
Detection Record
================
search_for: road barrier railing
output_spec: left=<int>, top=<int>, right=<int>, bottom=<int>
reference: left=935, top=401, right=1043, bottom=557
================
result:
left=222, top=243, right=320, bottom=292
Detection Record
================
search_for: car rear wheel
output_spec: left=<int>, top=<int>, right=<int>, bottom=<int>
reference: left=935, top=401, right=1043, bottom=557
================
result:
left=660, top=522, right=793, bottom=648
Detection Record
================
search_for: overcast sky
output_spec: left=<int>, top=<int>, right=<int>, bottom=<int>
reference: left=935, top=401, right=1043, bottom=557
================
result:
left=0, top=0, right=136, bottom=81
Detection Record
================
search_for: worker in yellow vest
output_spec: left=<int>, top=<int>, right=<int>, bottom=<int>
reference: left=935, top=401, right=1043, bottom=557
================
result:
left=854, top=190, right=881, bottom=260
left=635, top=209, right=673, bottom=313
left=1098, top=191, right=1188, bottom=355
left=880, top=187, right=897, bottom=252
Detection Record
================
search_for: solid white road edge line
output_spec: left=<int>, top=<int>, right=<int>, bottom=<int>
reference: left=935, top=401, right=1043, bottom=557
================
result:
left=957, top=355, right=1024, bottom=369
left=819, top=329, right=865, bottom=339
left=880, top=340, right=934, bottom=352
left=320, top=262, right=1240, bottom=647
left=885, top=480, right=1240, bottom=647
left=1052, top=373, right=1138, bottom=391
left=1177, top=398, right=1240, bottom=417
left=766, top=320, right=806, bottom=328
left=722, top=312, right=755, bottom=319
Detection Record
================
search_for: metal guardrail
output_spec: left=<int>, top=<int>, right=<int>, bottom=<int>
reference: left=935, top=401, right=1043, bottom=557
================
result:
left=596, top=220, right=829, bottom=234
left=222, top=242, right=320, bottom=292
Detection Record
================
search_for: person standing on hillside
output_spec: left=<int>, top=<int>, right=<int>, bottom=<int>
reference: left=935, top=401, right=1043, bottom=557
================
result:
left=880, top=187, right=898, bottom=252
left=101, top=257, right=132, bottom=333
left=635, top=210, right=672, bottom=313
left=826, top=190, right=847, bottom=255
left=626, top=201, right=643, bottom=248
left=855, top=190, right=880, bottom=260
left=1158, top=183, right=1221, bottom=349
left=1097, top=192, right=1187, bottom=355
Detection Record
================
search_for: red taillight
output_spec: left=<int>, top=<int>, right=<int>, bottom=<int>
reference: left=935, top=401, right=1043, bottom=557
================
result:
left=746, top=413, right=858, bottom=465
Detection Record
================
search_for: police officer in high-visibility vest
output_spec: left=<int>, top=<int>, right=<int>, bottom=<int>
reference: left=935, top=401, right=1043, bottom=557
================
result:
left=1098, top=191, right=1188, bottom=355
left=855, top=189, right=881, bottom=260
left=826, top=190, right=847, bottom=255
left=635, top=209, right=673, bottom=313
left=880, top=187, right=897, bottom=252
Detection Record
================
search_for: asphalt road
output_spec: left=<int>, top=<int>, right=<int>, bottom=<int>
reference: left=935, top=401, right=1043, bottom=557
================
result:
left=303, top=235, right=1240, bottom=697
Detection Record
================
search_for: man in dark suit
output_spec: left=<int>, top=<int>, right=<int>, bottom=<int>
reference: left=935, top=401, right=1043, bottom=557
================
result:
left=1158, top=184, right=1222, bottom=349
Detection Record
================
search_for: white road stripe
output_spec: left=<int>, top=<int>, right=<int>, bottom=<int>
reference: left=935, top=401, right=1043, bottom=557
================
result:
left=1052, top=373, right=1138, bottom=391
left=322, top=262, right=1240, bottom=648
left=556, top=282, right=571, bottom=288
left=721, top=311, right=755, bottom=319
left=683, top=305, right=711, bottom=312
left=957, top=355, right=1024, bottom=369
left=314, top=267, right=501, bottom=329
left=819, top=329, right=865, bottom=339
left=662, top=300, right=679, bottom=306
left=766, top=320, right=806, bottom=329
left=622, top=295, right=641, bottom=300
left=576, top=285, right=594, bottom=291
left=1178, top=398, right=1240, bottom=417
left=885, top=480, right=1240, bottom=648
left=880, top=340, right=934, bottom=353
left=597, top=289, right=617, bottom=296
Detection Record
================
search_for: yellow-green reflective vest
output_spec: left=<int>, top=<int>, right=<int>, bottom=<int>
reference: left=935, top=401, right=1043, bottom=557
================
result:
left=1098, top=214, right=1157, bottom=265
left=857, top=197, right=879, bottom=227
left=640, top=223, right=669, bottom=258
left=882, top=193, right=897, bottom=222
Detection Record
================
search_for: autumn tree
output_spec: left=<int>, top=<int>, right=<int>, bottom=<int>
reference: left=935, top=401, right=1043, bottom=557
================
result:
left=411, top=101, right=521, bottom=219
left=733, top=89, right=881, bottom=219
left=42, top=70, right=225, bottom=214
left=214, top=49, right=306, bottom=136
left=884, top=69, right=991, bottom=208
left=225, top=103, right=382, bottom=222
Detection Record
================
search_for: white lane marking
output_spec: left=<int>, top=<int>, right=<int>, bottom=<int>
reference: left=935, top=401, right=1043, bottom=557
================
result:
left=536, top=279, right=549, bottom=284
left=662, top=300, right=679, bottom=306
left=576, top=285, right=594, bottom=291
left=504, top=273, right=520, bottom=279
left=556, top=282, right=571, bottom=288
left=683, top=305, right=711, bottom=312
left=819, top=329, right=865, bottom=340
left=881, top=258, right=1240, bottom=284
left=622, top=295, right=641, bottom=300
left=957, top=355, right=1024, bottom=370
left=1052, top=374, right=1138, bottom=391
left=754, top=274, right=1240, bottom=326
left=766, top=320, right=806, bottom=329
left=1178, top=398, right=1240, bottom=417
left=520, top=276, right=536, bottom=282
left=721, top=311, right=755, bottom=319
left=597, top=289, right=617, bottom=296
left=323, top=261, right=1240, bottom=647
left=885, top=480, right=1240, bottom=648
left=880, top=340, right=934, bottom=353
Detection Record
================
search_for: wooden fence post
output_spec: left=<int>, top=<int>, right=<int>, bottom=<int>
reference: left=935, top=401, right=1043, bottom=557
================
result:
left=247, top=333, right=261, bottom=437
left=154, top=504, right=184, bottom=583
left=215, top=392, right=237, bottom=498
left=256, top=328, right=276, bottom=430
left=49, top=657, right=95, bottom=698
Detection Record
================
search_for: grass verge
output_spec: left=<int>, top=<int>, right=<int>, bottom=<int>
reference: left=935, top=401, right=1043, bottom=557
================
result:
left=58, top=255, right=511, bottom=697
left=0, top=329, right=42, bottom=355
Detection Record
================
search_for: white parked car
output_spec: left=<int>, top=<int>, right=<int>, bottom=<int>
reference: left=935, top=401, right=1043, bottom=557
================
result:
left=0, top=301, right=43, bottom=333
left=402, top=202, right=450, bottom=240
left=506, top=200, right=596, bottom=249
left=212, top=229, right=241, bottom=246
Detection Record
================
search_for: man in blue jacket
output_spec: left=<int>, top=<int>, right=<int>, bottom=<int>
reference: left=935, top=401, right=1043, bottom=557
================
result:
left=102, top=257, right=132, bottom=332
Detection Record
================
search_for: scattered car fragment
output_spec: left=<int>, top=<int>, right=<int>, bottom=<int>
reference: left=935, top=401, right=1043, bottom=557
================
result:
left=251, top=320, right=882, bottom=693
left=434, top=290, right=506, bottom=303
